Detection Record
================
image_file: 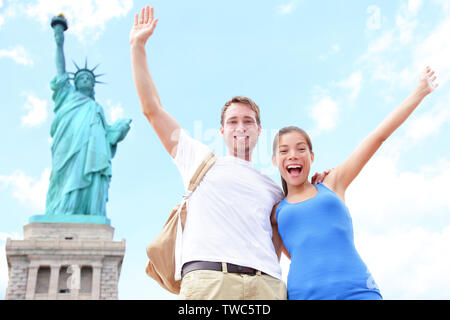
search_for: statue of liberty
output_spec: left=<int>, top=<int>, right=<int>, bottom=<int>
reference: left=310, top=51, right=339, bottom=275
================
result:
left=30, top=14, right=131, bottom=225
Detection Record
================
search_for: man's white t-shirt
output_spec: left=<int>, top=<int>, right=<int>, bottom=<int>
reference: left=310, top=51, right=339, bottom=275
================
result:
left=173, top=129, right=284, bottom=280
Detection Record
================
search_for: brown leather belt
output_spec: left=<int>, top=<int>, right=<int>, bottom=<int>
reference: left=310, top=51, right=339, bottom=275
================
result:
left=181, top=261, right=266, bottom=278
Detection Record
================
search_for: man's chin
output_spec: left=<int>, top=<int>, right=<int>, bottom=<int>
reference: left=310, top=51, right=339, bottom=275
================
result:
left=231, top=147, right=252, bottom=158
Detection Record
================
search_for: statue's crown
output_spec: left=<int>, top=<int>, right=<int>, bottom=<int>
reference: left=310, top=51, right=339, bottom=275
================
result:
left=69, top=58, right=105, bottom=84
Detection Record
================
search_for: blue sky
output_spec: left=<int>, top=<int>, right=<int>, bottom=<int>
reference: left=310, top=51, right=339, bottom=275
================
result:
left=1, top=0, right=450, bottom=300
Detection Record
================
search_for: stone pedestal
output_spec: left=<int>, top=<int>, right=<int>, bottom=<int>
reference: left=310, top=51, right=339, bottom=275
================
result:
left=4, top=223, right=125, bottom=300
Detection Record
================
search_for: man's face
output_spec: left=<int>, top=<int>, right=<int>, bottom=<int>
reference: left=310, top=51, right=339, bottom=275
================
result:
left=220, top=102, right=261, bottom=161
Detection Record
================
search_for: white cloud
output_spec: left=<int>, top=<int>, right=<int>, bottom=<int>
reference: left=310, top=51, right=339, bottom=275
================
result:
left=346, top=92, right=450, bottom=228
left=106, top=100, right=125, bottom=124
left=0, top=0, right=133, bottom=40
left=356, top=227, right=450, bottom=299
left=24, top=0, right=133, bottom=41
left=408, top=0, right=423, bottom=16
left=396, top=15, right=417, bottom=46
left=0, top=15, right=4, bottom=29
left=366, top=5, right=382, bottom=30
left=308, top=93, right=339, bottom=134
left=302, top=70, right=361, bottom=137
left=358, top=1, right=450, bottom=92
left=21, top=94, right=48, bottom=127
left=412, top=18, right=450, bottom=87
left=278, top=3, right=295, bottom=15
left=359, top=3, right=450, bottom=109
left=331, top=44, right=340, bottom=54
left=359, top=31, right=393, bottom=63
left=344, top=146, right=450, bottom=299
left=394, top=1, right=422, bottom=46
left=347, top=153, right=450, bottom=230
left=336, top=70, right=362, bottom=102
left=277, top=0, right=301, bottom=15
left=402, top=100, right=450, bottom=143
left=356, top=31, right=399, bottom=93
left=0, top=45, right=34, bottom=66
left=318, top=44, right=340, bottom=61
left=434, top=0, right=450, bottom=14
left=0, top=168, right=50, bottom=212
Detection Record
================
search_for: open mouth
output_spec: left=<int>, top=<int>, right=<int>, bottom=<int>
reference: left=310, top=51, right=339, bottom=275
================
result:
left=286, top=164, right=303, bottom=177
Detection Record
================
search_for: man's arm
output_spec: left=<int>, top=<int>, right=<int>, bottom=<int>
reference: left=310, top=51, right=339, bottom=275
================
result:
left=130, top=5, right=181, bottom=158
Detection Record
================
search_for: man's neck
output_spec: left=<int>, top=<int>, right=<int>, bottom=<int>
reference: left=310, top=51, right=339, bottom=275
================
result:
left=230, top=150, right=252, bottom=162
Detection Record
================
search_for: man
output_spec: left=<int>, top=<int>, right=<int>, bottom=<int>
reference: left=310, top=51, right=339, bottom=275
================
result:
left=129, top=5, right=324, bottom=300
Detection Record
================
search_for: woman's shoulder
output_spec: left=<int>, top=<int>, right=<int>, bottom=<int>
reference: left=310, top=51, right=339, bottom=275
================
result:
left=273, top=198, right=289, bottom=220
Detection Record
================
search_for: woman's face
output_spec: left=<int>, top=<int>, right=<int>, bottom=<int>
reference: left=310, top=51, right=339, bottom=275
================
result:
left=272, top=131, right=314, bottom=188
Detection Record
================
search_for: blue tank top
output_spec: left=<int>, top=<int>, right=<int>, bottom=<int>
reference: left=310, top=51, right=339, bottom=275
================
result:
left=276, top=183, right=382, bottom=300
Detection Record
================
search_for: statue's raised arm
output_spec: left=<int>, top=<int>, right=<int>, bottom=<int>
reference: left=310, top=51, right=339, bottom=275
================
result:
left=51, top=14, right=68, bottom=76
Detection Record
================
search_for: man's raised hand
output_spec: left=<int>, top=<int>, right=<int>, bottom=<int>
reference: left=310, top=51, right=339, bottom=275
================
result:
left=129, top=5, right=159, bottom=47
left=311, top=169, right=332, bottom=185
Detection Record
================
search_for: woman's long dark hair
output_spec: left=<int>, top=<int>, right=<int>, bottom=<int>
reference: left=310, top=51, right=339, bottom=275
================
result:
left=272, top=126, right=313, bottom=196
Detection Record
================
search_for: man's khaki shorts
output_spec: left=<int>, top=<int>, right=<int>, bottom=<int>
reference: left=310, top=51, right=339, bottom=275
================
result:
left=179, top=264, right=287, bottom=300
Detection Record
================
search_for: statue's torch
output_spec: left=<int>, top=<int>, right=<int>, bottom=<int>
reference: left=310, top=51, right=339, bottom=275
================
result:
left=51, top=13, right=68, bottom=31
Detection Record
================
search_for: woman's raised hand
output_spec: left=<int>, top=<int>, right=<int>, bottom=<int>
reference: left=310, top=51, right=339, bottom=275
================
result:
left=129, top=5, right=159, bottom=46
left=418, top=66, right=439, bottom=96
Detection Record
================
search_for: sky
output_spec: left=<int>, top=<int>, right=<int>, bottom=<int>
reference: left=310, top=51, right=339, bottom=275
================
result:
left=1, top=0, right=450, bottom=300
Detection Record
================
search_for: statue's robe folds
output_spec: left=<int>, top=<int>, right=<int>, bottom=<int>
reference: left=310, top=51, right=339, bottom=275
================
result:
left=45, top=73, right=115, bottom=216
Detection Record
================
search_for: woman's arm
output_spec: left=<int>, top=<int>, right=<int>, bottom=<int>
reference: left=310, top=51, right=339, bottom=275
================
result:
left=271, top=203, right=291, bottom=261
left=324, top=67, right=438, bottom=201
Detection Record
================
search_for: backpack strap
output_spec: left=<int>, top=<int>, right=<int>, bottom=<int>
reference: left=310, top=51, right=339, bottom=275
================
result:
left=186, top=151, right=217, bottom=192
left=174, top=151, right=216, bottom=281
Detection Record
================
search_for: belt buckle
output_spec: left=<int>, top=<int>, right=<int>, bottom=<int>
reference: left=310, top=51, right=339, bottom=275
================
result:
left=236, top=265, right=245, bottom=273
left=236, top=264, right=255, bottom=275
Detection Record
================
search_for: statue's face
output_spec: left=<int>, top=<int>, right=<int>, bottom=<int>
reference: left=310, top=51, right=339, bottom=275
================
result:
left=74, top=71, right=95, bottom=91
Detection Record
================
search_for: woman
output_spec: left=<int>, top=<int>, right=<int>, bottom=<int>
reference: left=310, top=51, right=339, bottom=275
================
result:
left=271, top=67, right=438, bottom=300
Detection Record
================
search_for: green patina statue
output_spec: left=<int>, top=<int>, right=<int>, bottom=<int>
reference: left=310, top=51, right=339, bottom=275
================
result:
left=30, top=14, right=131, bottom=225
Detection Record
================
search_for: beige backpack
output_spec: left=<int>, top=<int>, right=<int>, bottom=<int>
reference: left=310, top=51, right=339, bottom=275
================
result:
left=145, top=152, right=217, bottom=294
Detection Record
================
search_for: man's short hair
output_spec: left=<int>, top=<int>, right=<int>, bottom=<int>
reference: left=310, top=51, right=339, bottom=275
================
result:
left=221, top=96, right=261, bottom=126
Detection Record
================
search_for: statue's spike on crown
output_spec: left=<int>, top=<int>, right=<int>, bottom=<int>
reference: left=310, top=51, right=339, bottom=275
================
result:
left=71, top=58, right=104, bottom=85
left=72, top=60, right=80, bottom=71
